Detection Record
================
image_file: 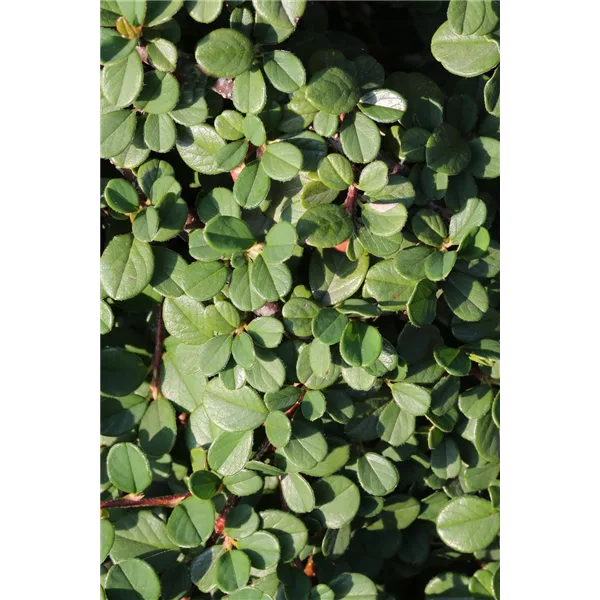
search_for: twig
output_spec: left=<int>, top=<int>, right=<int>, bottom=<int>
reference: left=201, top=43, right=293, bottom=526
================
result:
left=205, top=495, right=240, bottom=546
left=149, top=300, right=165, bottom=401
left=344, top=185, right=357, bottom=215
left=100, top=493, right=191, bottom=510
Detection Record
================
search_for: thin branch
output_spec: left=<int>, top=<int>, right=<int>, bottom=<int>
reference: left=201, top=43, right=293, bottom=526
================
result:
left=150, top=299, right=165, bottom=401
left=100, top=492, right=191, bottom=510
left=344, top=185, right=357, bottom=215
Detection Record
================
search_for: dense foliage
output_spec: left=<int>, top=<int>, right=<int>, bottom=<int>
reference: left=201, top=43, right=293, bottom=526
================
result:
left=100, top=2, right=500, bottom=599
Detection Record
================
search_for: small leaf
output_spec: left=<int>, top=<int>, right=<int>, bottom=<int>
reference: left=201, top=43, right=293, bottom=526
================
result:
left=340, top=112, right=381, bottom=163
left=195, top=28, right=253, bottom=78
left=189, top=470, right=222, bottom=499
left=105, top=559, right=161, bottom=600
left=208, top=430, right=254, bottom=476
left=436, top=496, right=499, bottom=553
left=390, top=382, right=431, bottom=416
left=139, top=397, right=177, bottom=456
left=167, top=496, right=216, bottom=547
left=265, top=410, right=292, bottom=447
left=204, top=216, right=256, bottom=252
left=340, top=322, right=382, bottom=368
left=357, top=453, right=399, bottom=496
left=261, top=142, right=303, bottom=181
left=297, top=204, right=353, bottom=248
left=106, top=442, right=152, bottom=494
left=263, top=50, right=306, bottom=93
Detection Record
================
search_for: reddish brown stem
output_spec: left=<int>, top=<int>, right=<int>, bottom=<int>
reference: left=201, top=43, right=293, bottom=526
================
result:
left=344, top=185, right=357, bottom=214
left=100, top=492, right=191, bottom=510
left=150, top=300, right=165, bottom=401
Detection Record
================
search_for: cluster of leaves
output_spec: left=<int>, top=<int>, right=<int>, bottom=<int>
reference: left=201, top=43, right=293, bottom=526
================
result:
left=100, top=1, right=499, bottom=599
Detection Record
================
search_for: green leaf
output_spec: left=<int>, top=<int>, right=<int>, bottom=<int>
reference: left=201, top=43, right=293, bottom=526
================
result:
left=189, top=470, right=222, bottom=499
left=262, top=222, right=297, bottom=264
left=357, top=452, right=399, bottom=496
left=307, top=339, right=331, bottom=378
left=281, top=473, right=315, bottom=513
left=394, top=246, right=435, bottom=281
left=358, top=161, right=388, bottom=194
left=312, top=308, right=348, bottom=345
left=281, top=418, right=328, bottom=469
left=176, top=124, right=227, bottom=174
left=424, top=572, right=471, bottom=599
left=252, top=0, right=306, bottom=29
left=105, top=559, right=161, bottom=600
left=100, top=348, right=147, bottom=396
left=412, top=210, right=448, bottom=247
left=425, top=251, right=457, bottom=281
left=223, top=470, right=263, bottom=496
left=101, top=394, right=147, bottom=436
left=407, top=279, right=438, bottom=326
left=104, top=178, right=139, bottom=215
left=390, top=382, right=431, bottom=416
left=242, top=114, right=267, bottom=146
left=340, top=112, right=381, bottom=163
left=426, top=124, right=472, bottom=175
left=197, top=187, right=240, bottom=223
left=297, top=204, right=352, bottom=248
left=263, top=50, right=306, bottom=93
left=317, top=154, right=354, bottom=191
left=101, top=519, right=115, bottom=563
left=340, top=322, right=382, bottom=368
left=197, top=335, right=233, bottom=377
left=106, top=442, right=152, bottom=493
left=306, top=67, right=360, bottom=115
left=231, top=332, right=256, bottom=369
left=358, top=88, right=406, bottom=123
left=261, top=142, right=303, bottom=182
left=139, top=398, right=177, bottom=456
left=233, top=67, right=267, bottom=115
left=245, top=347, right=286, bottom=393
left=203, top=378, right=268, bottom=432
left=187, top=0, right=223, bottom=23
left=143, top=113, right=176, bottom=153
left=260, top=509, right=308, bottom=562
left=234, top=161, right=271, bottom=209
left=329, top=573, right=377, bottom=600
left=100, top=28, right=138, bottom=65
left=182, top=261, right=228, bottom=301
left=216, top=549, right=251, bottom=593
left=208, top=430, right=253, bottom=475
left=468, top=136, right=500, bottom=179
left=190, top=545, right=225, bottom=593
left=234, top=535, right=280, bottom=577
left=145, top=1, right=183, bottom=26
left=448, top=0, right=500, bottom=36
left=474, top=412, right=500, bottom=462
left=434, top=345, right=471, bottom=376
left=229, top=262, right=266, bottom=312
left=364, top=259, right=416, bottom=310
left=362, top=201, right=407, bottom=237
left=449, top=197, right=487, bottom=245
left=442, top=272, right=489, bottom=322
left=147, top=38, right=178, bottom=72
left=204, top=216, right=256, bottom=252
left=310, top=250, right=369, bottom=306
left=431, top=436, right=461, bottom=479
left=436, top=496, right=499, bottom=553
left=102, top=51, right=143, bottom=107
left=224, top=504, right=260, bottom=539
left=313, top=111, right=339, bottom=137
left=484, top=66, right=500, bottom=117
left=100, top=110, right=136, bottom=158
left=134, top=71, right=179, bottom=114
left=163, top=295, right=212, bottom=345
left=167, top=496, right=216, bottom=547
left=215, top=140, right=249, bottom=171
left=431, top=21, right=500, bottom=78
left=313, top=475, right=360, bottom=529
left=265, top=410, right=292, bottom=447
left=215, top=110, right=245, bottom=141
left=195, top=28, right=253, bottom=78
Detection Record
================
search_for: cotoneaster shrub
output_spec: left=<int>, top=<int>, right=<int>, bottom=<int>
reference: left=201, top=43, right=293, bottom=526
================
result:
left=100, top=2, right=500, bottom=599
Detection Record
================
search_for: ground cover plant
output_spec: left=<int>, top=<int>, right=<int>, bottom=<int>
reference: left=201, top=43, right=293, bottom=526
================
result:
left=100, top=1, right=500, bottom=598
